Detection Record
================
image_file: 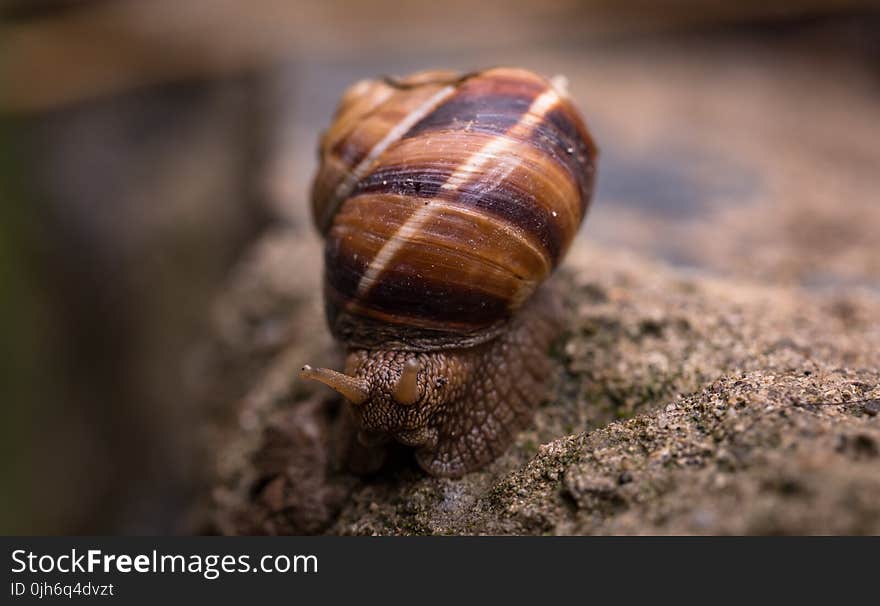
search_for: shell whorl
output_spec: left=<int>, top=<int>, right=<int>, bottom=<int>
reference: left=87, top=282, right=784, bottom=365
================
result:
left=311, top=67, right=597, bottom=349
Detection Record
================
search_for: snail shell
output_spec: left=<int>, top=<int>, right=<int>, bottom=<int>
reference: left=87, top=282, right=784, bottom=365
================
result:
left=312, top=67, right=596, bottom=350
left=303, top=67, right=597, bottom=476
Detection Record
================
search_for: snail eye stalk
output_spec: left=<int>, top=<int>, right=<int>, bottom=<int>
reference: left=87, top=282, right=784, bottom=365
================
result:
left=300, top=365, right=369, bottom=405
left=393, top=358, right=420, bottom=406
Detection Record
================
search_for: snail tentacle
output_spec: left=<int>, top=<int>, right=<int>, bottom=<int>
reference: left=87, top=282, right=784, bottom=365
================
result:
left=300, top=365, right=369, bottom=405
left=393, top=358, right=420, bottom=406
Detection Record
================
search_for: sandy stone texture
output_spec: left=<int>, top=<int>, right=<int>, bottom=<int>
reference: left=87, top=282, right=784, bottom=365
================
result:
left=200, top=231, right=879, bottom=535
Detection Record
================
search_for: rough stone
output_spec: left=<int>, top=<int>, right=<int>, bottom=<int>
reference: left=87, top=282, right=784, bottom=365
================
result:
left=201, top=230, right=880, bottom=535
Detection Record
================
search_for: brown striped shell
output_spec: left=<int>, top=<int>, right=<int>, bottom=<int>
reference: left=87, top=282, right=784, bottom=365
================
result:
left=311, top=67, right=597, bottom=350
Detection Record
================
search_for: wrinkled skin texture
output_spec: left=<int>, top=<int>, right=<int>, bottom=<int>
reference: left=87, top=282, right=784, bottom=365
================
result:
left=341, top=287, right=564, bottom=477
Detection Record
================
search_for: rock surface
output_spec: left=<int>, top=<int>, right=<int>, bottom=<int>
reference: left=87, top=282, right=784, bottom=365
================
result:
left=201, top=229, right=880, bottom=535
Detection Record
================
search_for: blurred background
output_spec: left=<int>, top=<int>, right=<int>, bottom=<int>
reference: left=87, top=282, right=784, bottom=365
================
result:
left=1, top=0, right=878, bottom=534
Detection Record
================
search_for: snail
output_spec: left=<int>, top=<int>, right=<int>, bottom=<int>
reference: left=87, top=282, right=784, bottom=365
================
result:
left=300, top=67, right=597, bottom=477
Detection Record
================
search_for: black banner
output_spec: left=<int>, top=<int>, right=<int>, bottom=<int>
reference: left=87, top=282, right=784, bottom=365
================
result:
left=1, top=537, right=874, bottom=603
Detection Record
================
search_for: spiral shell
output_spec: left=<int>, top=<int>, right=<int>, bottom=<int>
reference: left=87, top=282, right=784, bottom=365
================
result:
left=311, top=67, right=597, bottom=349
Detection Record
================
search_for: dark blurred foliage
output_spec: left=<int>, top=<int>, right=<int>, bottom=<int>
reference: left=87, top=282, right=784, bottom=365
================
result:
left=0, top=0, right=877, bottom=534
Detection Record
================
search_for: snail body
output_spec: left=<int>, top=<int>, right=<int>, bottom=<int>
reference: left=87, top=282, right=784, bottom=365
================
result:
left=302, top=68, right=597, bottom=477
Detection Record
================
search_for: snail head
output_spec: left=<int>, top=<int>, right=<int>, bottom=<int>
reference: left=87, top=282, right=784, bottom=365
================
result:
left=300, top=350, right=467, bottom=448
